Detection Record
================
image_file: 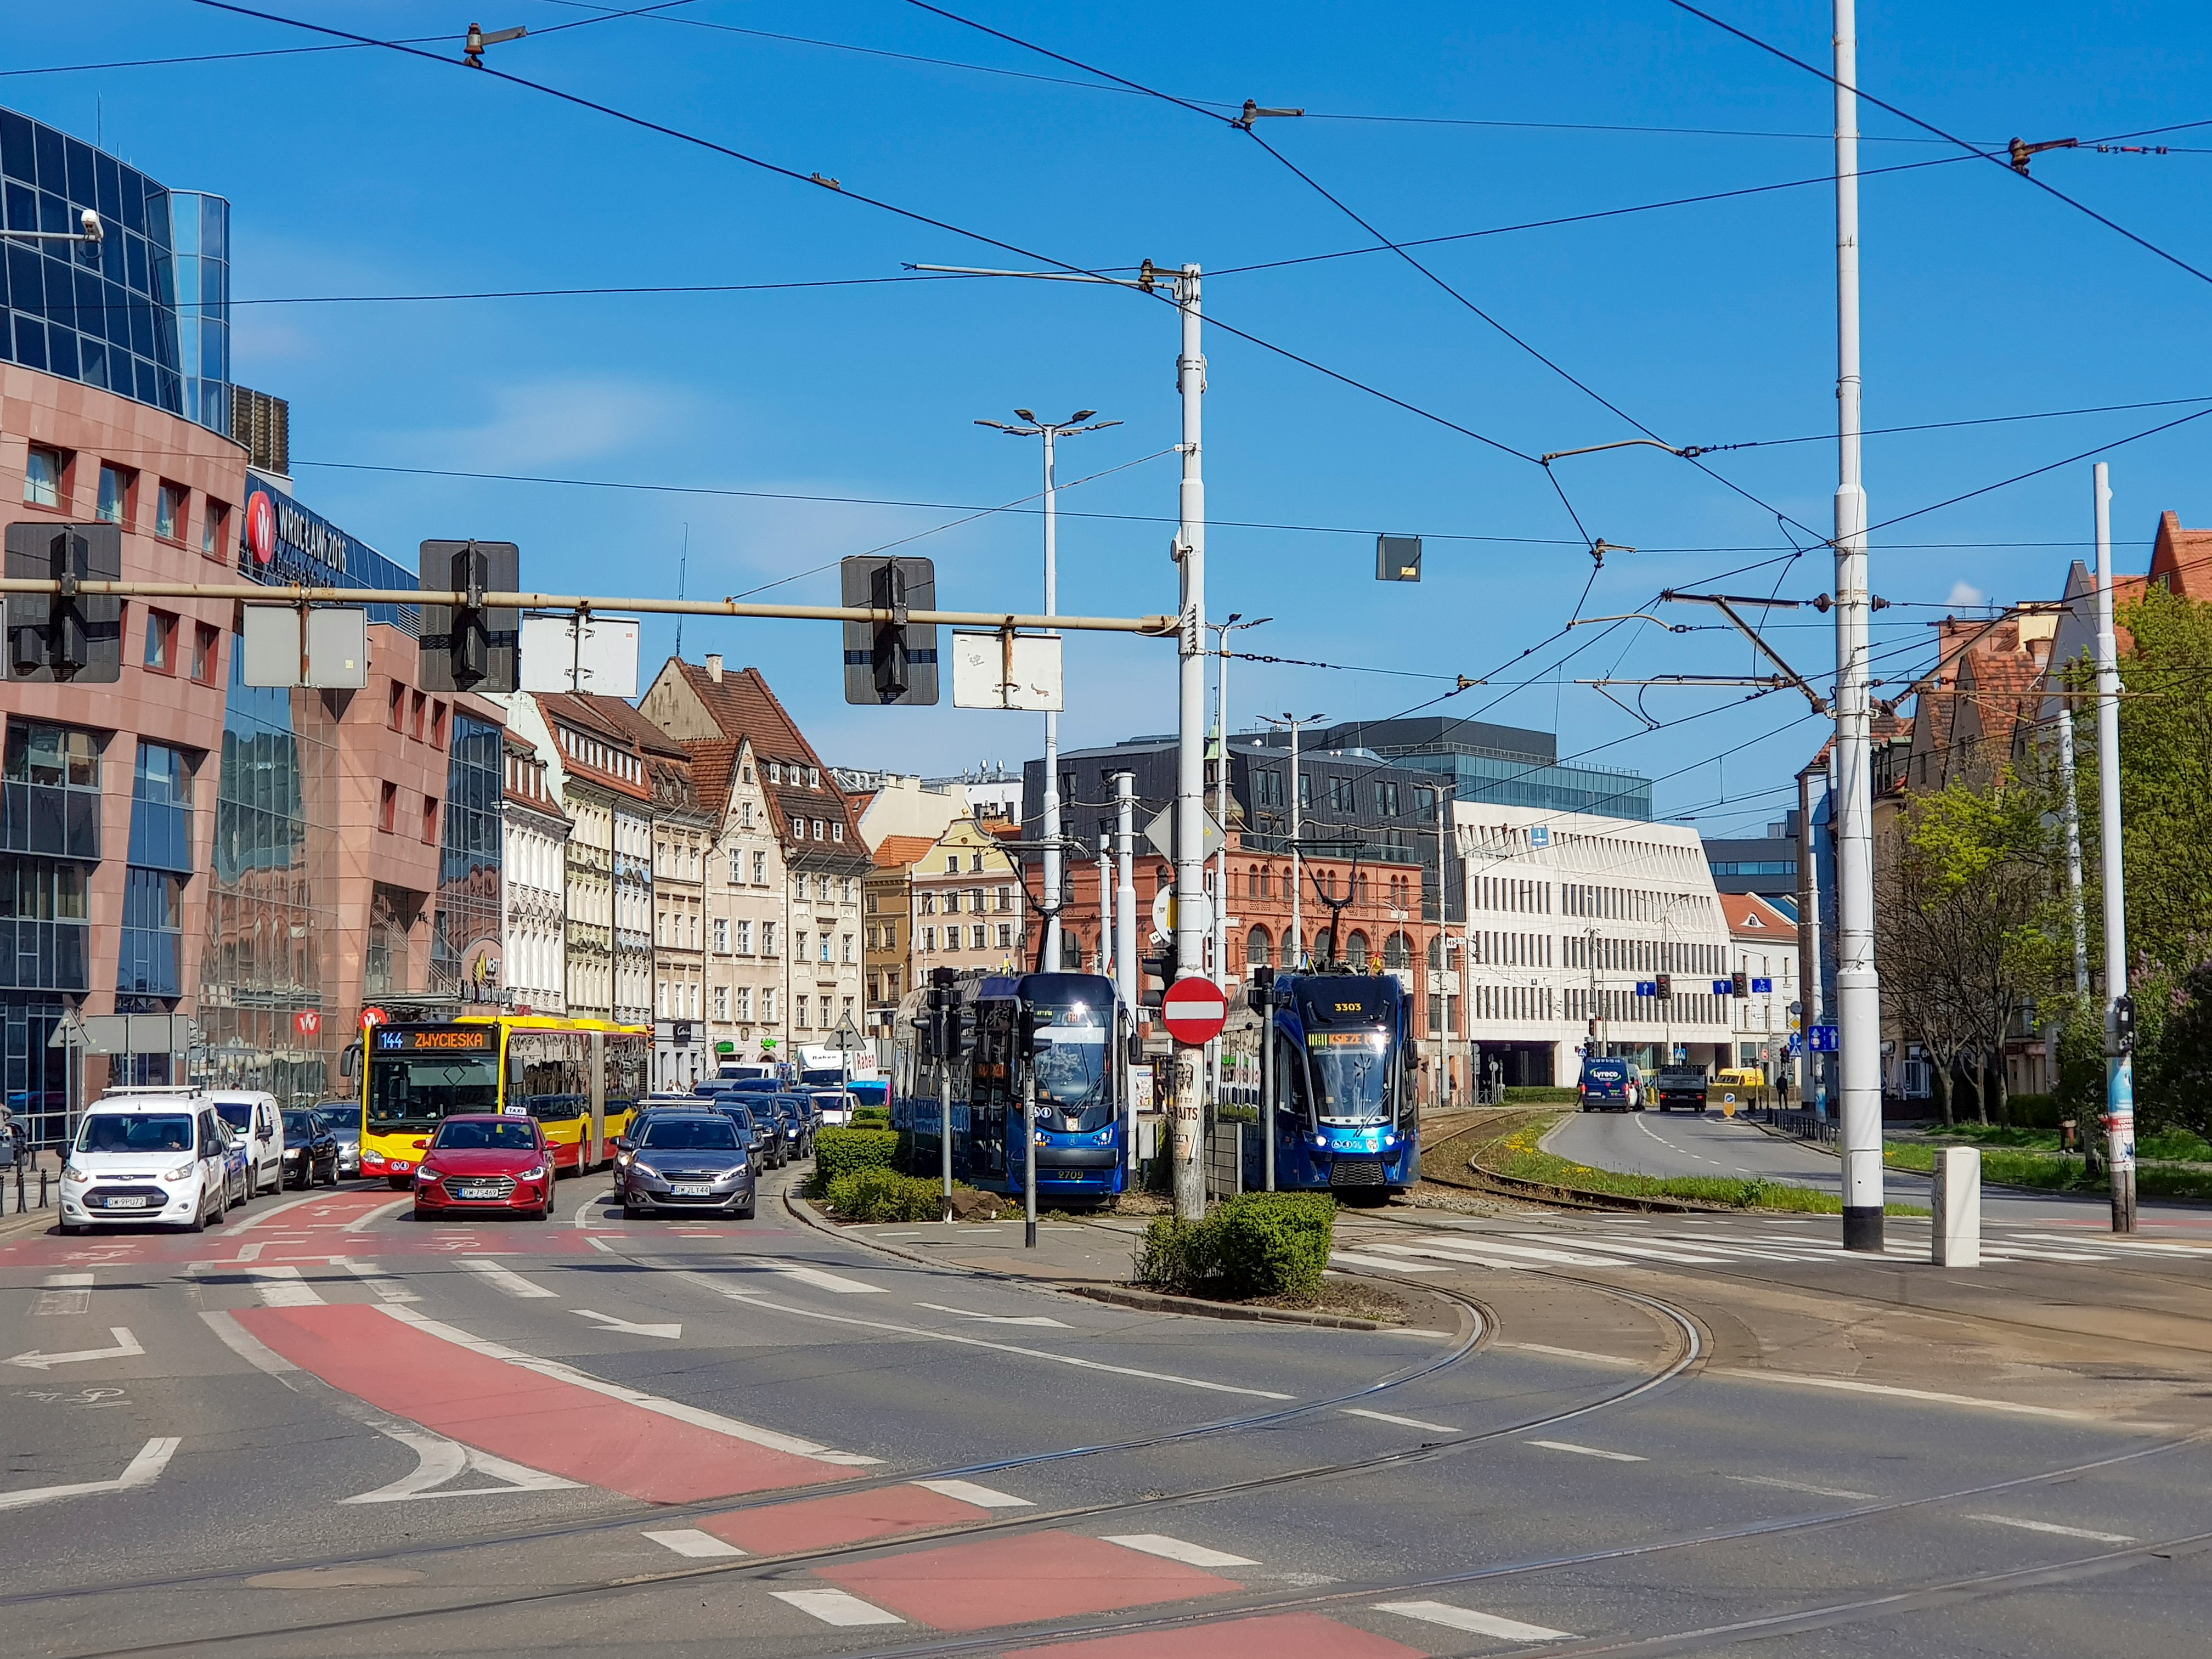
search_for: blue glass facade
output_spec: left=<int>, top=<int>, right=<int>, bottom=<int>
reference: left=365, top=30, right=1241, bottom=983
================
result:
left=0, top=107, right=230, bottom=433
left=235, top=477, right=421, bottom=631
left=432, top=714, right=504, bottom=992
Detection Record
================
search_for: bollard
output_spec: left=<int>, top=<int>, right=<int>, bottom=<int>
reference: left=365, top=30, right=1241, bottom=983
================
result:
left=40, top=1165, right=50, bottom=1210
left=1931, top=1146, right=1981, bottom=1267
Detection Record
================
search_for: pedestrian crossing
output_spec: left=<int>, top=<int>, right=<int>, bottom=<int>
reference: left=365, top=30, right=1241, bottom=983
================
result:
left=1342, top=1220, right=2208, bottom=1274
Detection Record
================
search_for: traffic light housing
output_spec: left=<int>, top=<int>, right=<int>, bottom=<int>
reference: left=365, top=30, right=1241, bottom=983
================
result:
left=1248, top=964, right=1275, bottom=1011
left=1654, top=972, right=1671, bottom=999
left=842, top=556, right=939, bottom=706
left=417, top=539, right=520, bottom=692
left=5, top=522, right=121, bottom=683
left=1732, top=970, right=1749, bottom=998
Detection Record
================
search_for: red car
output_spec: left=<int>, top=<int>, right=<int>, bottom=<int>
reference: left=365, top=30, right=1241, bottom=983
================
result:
left=411, top=1114, right=554, bottom=1220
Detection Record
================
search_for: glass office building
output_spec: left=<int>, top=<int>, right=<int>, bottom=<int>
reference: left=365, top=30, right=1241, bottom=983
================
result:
left=1297, top=716, right=1655, bottom=822
left=0, top=108, right=230, bottom=433
left=431, top=714, right=505, bottom=994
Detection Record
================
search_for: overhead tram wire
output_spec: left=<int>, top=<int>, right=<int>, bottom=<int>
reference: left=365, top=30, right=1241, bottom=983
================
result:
left=189, top=0, right=1545, bottom=471
left=1665, top=0, right=2212, bottom=293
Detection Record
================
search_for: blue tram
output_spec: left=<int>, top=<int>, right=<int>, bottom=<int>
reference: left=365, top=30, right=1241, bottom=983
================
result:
left=1259, top=972, right=1418, bottom=1197
left=893, top=971, right=1126, bottom=1201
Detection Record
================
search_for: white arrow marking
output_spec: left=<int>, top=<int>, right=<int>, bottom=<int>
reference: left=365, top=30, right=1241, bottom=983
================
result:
left=0, top=1436, right=179, bottom=1511
left=7, top=1327, right=144, bottom=1370
left=571, top=1308, right=682, bottom=1340
left=341, top=1426, right=583, bottom=1504
left=912, top=1301, right=1070, bottom=1328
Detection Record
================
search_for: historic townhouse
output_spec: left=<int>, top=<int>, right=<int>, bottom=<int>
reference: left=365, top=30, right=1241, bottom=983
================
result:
left=500, top=732, right=569, bottom=1015
left=680, top=737, right=789, bottom=1071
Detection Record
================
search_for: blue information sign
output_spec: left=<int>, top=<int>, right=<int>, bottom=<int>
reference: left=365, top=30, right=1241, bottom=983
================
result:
left=1711, top=980, right=1733, bottom=996
left=1751, top=977, right=1773, bottom=994
left=1635, top=980, right=1657, bottom=997
left=1808, top=1024, right=1840, bottom=1052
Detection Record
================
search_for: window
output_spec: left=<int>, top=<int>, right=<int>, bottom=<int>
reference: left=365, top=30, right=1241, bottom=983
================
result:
left=430, top=702, right=448, bottom=748
left=819, top=932, right=832, bottom=965
left=812, top=819, right=825, bottom=840
left=970, top=924, right=986, bottom=950
left=155, top=482, right=185, bottom=540
left=752, top=851, right=766, bottom=885
left=734, top=986, right=752, bottom=1021
left=1414, top=786, right=1437, bottom=814
left=24, top=445, right=64, bottom=509
left=996, top=885, right=1013, bottom=912
left=728, top=851, right=742, bottom=884
left=808, top=768, right=821, bottom=788
left=922, top=926, right=936, bottom=952
left=997, top=923, right=1013, bottom=950
left=1329, top=777, right=1355, bottom=812
left=128, top=743, right=194, bottom=871
left=763, top=990, right=777, bottom=1023
left=713, top=918, right=729, bottom=953
left=191, top=624, right=219, bottom=684
left=740, top=802, right=754, bottom=829
left=920, top=891, right=935, bottom=915
left=735, top=919, right=753, bottom=953
left=4, top=727, right=112, bottom=861
left=842, top=933, right=854, bottom=964
left=142, top=610, right=175, bottom=673
left=411, top=691, right=426, bottom=741
left=117, top=867, right=184, bottom=997
left=832, top=822, right=844, bottom=843
left=388, top=682, right=405, bottom=731
left=762, top=921, right=777, bottom=956
left=795, top=995, right=809, bottom=1028
left=96, top=464, right=133, bottom=526
left=712, top=986, right=729, bottom=1020
left=882, top=921, right=897, bottom=950
left=1246, top=925, right=1272, bottom=968
left=945, top=890, right=961, bottom=916
left=203, top=499, right=229, bottom=558
left=379, top=782, right=397, bottom=833
left=421, top=795, right=439, bottom=844
left=1375, top=780, right=1400, bottom=816
left=1298, top=772, right=1312, bottom=810
left=768, top=762, right=781, bottom=784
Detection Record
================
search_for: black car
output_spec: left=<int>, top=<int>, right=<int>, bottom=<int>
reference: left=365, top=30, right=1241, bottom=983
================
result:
left=708, top=1099, right=773, bottom=1171
left=280, top=1108, right=341, bottom=1188
left=766, top=1095, right=813, bottom=1159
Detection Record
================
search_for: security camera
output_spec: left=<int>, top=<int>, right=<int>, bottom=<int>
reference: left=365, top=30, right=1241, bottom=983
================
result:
left=78, top=208, right=101, bottom=245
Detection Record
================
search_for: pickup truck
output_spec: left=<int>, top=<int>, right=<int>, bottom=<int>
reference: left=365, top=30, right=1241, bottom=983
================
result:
left=1654, top=1068, right=1709, bottom=1113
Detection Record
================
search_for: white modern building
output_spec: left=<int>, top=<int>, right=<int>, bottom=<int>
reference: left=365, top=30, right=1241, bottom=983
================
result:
left=1452, top=802, right=1735, bottom=1088
left=1720, top=891, right=1800, bottom=1077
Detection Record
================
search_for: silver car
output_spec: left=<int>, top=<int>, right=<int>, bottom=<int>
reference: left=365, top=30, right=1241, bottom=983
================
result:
left=314, top=1101, right=364, bottom=1177
left=619, top=1113, right=757, bottom=1221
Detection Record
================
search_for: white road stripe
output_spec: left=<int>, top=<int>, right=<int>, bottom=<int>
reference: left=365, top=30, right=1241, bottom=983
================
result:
left=913, top=1478, right=1033, bottom=1509
left=760, top=1260, right=885, bottom=1295
left=1102, top=1532, right=1259, bottom=1568
left=1525, top=1438, right=1645, bottom=1462
left=341, top=1198, right=412, bottom=1233
left=1967, top=1513, right=2137, bottom=1544
left=1329, top=1250, right=1450, bottom=1274
left=459, top=1258, right=554, bottom=1299
left=334, top=1260, right=418, bottom=1303
left=223, top=1193, right=327, bottom=1235
left=643, top=1527, right=746, bottom=1558
left=2015, top=1232, right=2205, bottom=1255
left=199, top=1310, right=297, bottom=1374
left=1343, top=1407, right=1459, bottom=1433
left=1375, top=1600, right=1576, bottom=1641
left=373, top=1306, right=881, bottom=1465
left=1725, top=1474, right=1878, bottom=1500
left=35, top=1272, right=92, bottom=1316
left=912, top=1301, right=1070, bottom=1328
left=0, top=1436, right=180, bottom=1512
left=1709, top=1367, right=2175, bottom=1427
left=1396, top=1237, right=1641, bottom=1268
left=770, top=1588, right=904, bottom=1627
left=244, top=1266, right=324, bottom=1307
left=1498, top=1341, right=1644, bottom=1369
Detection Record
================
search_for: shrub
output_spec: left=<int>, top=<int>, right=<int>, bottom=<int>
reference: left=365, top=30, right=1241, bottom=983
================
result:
left=810, top=1127, right=900, bottom=1197
left=825, top=1166, right=943, bottom=1222
left=851, top=1105, right=891, bottom=1130
left=1133, top=1193, right=1335, bottom=1300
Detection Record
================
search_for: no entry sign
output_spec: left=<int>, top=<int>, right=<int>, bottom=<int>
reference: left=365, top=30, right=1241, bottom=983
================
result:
left=1161, top=976, right=1229, bottom=1046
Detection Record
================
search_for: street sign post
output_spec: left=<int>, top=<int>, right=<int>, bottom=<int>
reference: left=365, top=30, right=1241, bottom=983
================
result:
left=1160, top=977, right=1228, bottom=1046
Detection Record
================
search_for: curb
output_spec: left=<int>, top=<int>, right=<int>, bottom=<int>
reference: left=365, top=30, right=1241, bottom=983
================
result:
left=782, top=1187, right=1438, bottom=1335
left=0, top=1204, right=59, bottom=1242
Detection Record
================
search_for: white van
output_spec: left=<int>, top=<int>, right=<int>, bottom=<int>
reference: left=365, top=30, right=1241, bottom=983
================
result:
left=63, top=1093, right=245, bottom=1233
left=208, top=1090, right=285, bottom=1198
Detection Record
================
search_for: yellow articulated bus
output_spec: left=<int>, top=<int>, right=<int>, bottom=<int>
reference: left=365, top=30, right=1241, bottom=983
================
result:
left=358, top=1013, right=651, bottom=1189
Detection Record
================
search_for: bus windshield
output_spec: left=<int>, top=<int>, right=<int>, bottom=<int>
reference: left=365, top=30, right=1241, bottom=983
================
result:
left=368, top=1054, right=500, bottom=1131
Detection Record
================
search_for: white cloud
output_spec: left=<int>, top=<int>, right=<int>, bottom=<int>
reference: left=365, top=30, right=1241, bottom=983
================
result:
left=1945, top=579, right=1986, bottom=609
left=395, top=375, right=702, bottom=470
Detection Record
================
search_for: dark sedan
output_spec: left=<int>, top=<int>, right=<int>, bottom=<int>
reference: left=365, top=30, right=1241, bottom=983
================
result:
left=765, top=1095, right=814, bottom=1159
left=281, top=1108, right=341, bottom=1188
left=314, top=1101, right=363, bottom=1176
left=620, top=1114, right=756, bottom=1220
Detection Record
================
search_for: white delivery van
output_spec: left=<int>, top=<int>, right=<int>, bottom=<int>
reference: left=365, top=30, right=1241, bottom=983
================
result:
left=63, top=1091, right=243, bottom=1233
left=208, top=1090, right=285, bottom=1198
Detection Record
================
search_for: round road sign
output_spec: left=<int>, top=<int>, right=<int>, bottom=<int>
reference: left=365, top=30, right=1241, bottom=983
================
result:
left=1161, top=976, right=1229, bottom=1046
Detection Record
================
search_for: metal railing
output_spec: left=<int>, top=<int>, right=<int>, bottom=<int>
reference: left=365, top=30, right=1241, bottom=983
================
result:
left=1752, top=1104, right=1838, bottom=1146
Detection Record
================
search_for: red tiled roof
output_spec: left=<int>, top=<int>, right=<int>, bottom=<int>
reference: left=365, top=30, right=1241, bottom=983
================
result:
left=665, top=661, right=867, bottom=862
left=1721, top=891, right=1798, bottom=941
left=684, top=738, right=742, bottom=819
left=2149, top=511, right=2212, bottom=601
left=871, top=834, right=938, bottom=870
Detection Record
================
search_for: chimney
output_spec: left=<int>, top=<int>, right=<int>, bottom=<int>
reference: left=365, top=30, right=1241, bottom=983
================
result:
left=704, top=653, right=724, bottom=684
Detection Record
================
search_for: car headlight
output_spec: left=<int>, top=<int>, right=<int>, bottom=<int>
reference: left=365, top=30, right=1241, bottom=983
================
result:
left=159, top=1163, right=194, bottom=1182
left=64, top=1164, right=89, bottom=1183
left=416, top=1167, right=439, bottom=1183
left=631, top=1162, right=659, bottom=1181
left=363, top=1148, right=386, bottom=1164
left=518, top=1165, right=548, bottom=1181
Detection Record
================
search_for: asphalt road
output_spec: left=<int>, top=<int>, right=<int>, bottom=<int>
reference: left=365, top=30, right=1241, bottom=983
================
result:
left=1542, top=1103, right=2205, bottom=1226
left=5, top=1158, right=2211, bottom=1659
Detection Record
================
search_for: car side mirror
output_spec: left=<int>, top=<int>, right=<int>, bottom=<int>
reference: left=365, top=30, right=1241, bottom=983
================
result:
left=411, top=1139, right=429, bottom=1150
left=613, top=1136, right=630, bottom=1151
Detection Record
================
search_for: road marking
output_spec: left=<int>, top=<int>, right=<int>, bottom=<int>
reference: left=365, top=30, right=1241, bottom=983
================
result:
left=1525, top=1438, right=1645, bottom=1462
left=1375, top=1600, right=1576, bottom=1641
left=459, top=1258, right=554, bottom=1299
left=225, top=1193, right=327, bottom=1235
left=1725, top=1474, right=1878, bottom=1500
left=1708, top=1367, right=2176, bottom=1427
left=342, top=1198, right=412, bottom=1233
left=1498, top=1341, right=1645, bottom=1369
left=341, top=1426, right=583, bottom=1504
left=335, top=1260, right=417, bottom=1302
left=200, top=1310, right=298, bottom=1374
left=1966, top=1513, right=2138, bottom=1544
left=244, top=1265, right=324, bottom=1307
left=674, top=1269, right=1294, bottom=1399
left=35, top=1272, right=92, bottom=1315
left=1343, top=1407, right=1460, bottom=1434
left=913, top=1301, right=1070, bottom=1327
left=1102, top=1533, right=1260, bottom=1568
left=375, top=1306, right=881, bottom=1464
left=585, top=1237, right=617, bottom=1254
left=643, top=1527, right=747, bottom=1558
left=913, top=1479, right=1033, bottom=1509
left=0, top=1435, right=180, bottom=1512
left=1329, top=1250, right=1450, bottom=1273
left=232, top=1242, right=266, bottom=1263
left=7, top=1327, right=144, bottom=1370
left=1505, top=1232, right=1736, bottom=1265
left=760, top=1259, right=885, bottom=1294
left=573, top=1308, right=681, bottom=1340
left=770, top=1588, right=905, bottom=1627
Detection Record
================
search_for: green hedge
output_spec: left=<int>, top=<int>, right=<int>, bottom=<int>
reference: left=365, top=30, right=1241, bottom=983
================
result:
left=850, top=1105, right=891, bottom=1130
left=825, top=1167, right=943, bottom=1222
left=1503, top=1086, right=1578, bottom=1104
left=810, top=1127, right=900, bottom=1197
left=1135, top=1192, right=1336, bottom=1300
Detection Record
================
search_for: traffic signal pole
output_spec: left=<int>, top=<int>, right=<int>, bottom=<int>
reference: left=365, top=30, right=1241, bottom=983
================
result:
left=1171, top=263, right=1210, bottom=1224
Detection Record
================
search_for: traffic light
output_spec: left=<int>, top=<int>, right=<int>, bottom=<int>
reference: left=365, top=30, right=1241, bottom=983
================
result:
left=5, top=522, right=121, bottom=682
left=1248, top=964, right=1275, bottom=1011
left=842, top=556, right=939, bottom=706
left=923, top=966, right=967, bottom=1060
left=1731, top=970, right=1749, bottom=998
left=1655, top=972, right=1671, bottom=999
left=417, top=540, right=520, bottom=692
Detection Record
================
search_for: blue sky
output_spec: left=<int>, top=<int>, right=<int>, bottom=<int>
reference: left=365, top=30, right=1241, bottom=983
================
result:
left=14, top=2, right=2212, bottom=832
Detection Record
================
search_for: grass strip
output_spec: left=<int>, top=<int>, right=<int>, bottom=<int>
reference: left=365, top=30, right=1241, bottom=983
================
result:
left=1885, top=1139, right=2212, bottom=1202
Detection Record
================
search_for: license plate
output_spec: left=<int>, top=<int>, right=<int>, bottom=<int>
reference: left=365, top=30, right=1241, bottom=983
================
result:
left=105, top=1196, right=149, bottom=1208
left=456, top=1185, right=503, bottom=1199
left=672, top=1183, right=712, bottom=1197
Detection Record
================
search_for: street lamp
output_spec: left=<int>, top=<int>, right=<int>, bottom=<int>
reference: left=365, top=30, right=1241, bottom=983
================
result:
left=975, top=409, right=1122, bottom=973
left=2, top=207, right=101, bottom=249
left=1258, top=712, right=1326, bottom=969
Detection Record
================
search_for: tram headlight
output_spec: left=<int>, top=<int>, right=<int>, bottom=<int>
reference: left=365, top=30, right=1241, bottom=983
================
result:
left=1094, top=1129, right=1114, bottom=1145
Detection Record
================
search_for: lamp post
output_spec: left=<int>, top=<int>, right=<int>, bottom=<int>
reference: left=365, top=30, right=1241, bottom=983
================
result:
left=1208, top=614, right=1270, bottom=1101
left=978, top=410, right=1122, bottom=975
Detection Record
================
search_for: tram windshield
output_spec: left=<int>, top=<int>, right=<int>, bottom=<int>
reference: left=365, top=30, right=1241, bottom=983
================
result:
left=1291, top=978, right=1400, bottom=1125
left=1026, top=986, right=1115, bottom=1132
